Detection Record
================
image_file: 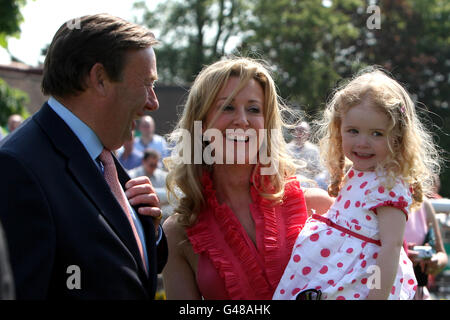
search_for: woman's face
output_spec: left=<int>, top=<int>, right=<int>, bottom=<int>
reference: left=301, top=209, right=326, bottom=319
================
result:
left=204, top=76, right=266, bottom=165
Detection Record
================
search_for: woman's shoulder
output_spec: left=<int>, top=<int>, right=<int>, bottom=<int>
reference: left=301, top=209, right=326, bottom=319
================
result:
left=162, top=214, right=198, bottom=275
left=163, top=214, right=187, bottom=241
left=302, top=187, right=334, bottom=216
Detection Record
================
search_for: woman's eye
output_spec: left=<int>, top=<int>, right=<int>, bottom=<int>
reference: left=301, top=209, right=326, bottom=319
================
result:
left=348, top=129, right=358, bottom=134
left=222, top=105, right=234, bottom=111
left=248, top=106, right=261, bottom=113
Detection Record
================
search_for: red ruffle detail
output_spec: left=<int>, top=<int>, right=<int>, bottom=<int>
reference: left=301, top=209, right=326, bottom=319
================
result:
left=256, top=176, right=307, bottom=291
left=369, top=200, right=409, bottom=220
left=186, top=171, right=307, bottom=300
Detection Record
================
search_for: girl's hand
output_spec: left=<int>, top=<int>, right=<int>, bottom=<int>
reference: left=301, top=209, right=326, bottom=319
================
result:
left=125, top=176, right=162, bottom=232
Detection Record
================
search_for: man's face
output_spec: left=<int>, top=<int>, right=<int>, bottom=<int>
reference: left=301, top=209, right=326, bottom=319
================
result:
left=105, top=47, right=159, bottom=150
left=143, top=156, right=159, bottom=176
left=123, top=134, right=134, bottom=151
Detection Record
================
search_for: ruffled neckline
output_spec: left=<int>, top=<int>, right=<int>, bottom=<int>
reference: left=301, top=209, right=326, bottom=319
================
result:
left=186, top=170, right=307, bottom=299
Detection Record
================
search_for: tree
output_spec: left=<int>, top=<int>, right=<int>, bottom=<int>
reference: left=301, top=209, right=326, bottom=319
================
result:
left=0, top=0, right=31, bottom=129
left=238, top=0, right=364, bottom=115
left=134, top=0, right=249, bottom=84
left=0, top=0, right=27, bottom=48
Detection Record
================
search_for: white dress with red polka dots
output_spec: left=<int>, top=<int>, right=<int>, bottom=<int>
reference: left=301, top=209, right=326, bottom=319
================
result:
left=273, top=168, right=417, bottom=300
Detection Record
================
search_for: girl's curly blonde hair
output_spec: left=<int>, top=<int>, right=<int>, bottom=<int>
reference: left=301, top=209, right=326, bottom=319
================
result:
left=316, top=67, right=441, bottom=209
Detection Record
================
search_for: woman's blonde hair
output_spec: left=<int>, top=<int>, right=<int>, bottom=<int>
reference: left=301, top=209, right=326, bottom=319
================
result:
left=165, top=57, right=298, bottom=226
left=317, top=67, right=441, bottom=208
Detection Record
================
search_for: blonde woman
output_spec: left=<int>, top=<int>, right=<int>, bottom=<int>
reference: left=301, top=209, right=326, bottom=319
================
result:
left=162, top=57, right=332, bottom=299
left=274, top=68, right=441, bottom=300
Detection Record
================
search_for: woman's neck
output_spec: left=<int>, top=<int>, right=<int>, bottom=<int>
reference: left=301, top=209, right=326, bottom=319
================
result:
left=212, top=165, right=254, bottom=206
left=211, top=165, right=257, bottom=244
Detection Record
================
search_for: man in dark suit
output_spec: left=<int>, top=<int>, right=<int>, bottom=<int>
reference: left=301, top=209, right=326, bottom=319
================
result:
left=0, top=14, right=168, bottom=299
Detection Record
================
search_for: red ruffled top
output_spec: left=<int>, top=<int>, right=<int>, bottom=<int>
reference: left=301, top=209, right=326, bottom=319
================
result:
left=186, top=171, right=308, bottom=300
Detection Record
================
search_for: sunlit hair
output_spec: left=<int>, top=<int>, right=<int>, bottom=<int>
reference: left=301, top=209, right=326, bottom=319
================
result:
left=42, top=13, right=158, bottom=97
left=316, top=67, right=441, bottom=209
left=165, top=57, right=299, bottom=226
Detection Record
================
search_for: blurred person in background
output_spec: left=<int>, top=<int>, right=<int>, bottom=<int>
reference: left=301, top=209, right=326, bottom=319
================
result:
left=7, top=114, right=24, bottom=133
left=117, top=131, right=143, bottom=170
left=129, top=149, right=172, bottom=221
left=287, top=121, right=328, bottom=189
left=134, top=115, right=169, bottom=167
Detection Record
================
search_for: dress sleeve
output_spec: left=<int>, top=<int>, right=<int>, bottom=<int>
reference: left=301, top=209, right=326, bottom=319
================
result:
left=365, top=177, right=412, bottom=220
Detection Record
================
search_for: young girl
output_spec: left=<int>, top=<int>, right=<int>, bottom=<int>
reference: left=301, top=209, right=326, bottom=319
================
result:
left=273, top=68, right=441, bottom=300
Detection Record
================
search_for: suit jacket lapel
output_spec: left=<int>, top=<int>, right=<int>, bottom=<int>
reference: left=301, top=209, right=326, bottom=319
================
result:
left=34, top=103, right=144, bottom=273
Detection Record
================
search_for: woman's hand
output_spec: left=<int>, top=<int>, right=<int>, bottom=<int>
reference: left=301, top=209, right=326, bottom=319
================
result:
left=125, top=176, right=163, bottom=232
left=408, top=243, right=447, bottom=276
left=422, top=252, right=448, bottom=276
left=408, top=240, right=447, bottom=275
left=406, top=242, right=421, bottom=265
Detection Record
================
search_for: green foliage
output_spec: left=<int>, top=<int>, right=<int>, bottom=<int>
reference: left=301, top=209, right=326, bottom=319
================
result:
left=0, top=0, right=30, bottom=130
left=0, top=78, right=30, bottom=127
left=135, top=0, right=250, bottom=84
left=0, top=0, right=27, bottom=48
left=239, top=0, right=365, bottom=114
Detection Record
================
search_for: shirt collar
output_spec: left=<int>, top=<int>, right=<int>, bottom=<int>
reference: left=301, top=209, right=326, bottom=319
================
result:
left=47, top=97, right=104, bottom=161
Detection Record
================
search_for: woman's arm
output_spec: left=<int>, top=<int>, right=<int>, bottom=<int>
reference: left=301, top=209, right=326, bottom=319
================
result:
left=162, top=215, right=202, bottom=299
left=366, top=206, right=406, bottom=300
left=303, top=187, right=334, bottom=216
left=423, top=200, right=448, bottom=275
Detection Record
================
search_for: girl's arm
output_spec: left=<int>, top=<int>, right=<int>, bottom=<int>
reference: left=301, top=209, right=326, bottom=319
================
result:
left=162, top=215, right=202, bottom=299
left=366, top=206, right=406, bottom=300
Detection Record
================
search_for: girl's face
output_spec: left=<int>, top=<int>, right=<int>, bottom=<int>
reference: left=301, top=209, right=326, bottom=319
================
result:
left=340, top=100, right=391, bottom=172
left=204, top=76, right=265, bottom=165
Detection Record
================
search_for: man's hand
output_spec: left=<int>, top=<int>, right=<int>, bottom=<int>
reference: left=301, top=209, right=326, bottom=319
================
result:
left=125, top=176, right=162, bottom=232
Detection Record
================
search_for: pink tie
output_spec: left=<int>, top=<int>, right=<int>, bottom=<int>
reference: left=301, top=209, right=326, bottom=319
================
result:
left=99, top=148, right=147, bottom=273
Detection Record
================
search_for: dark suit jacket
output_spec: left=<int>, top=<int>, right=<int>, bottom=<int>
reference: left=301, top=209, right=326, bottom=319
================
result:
left=0, top=103, right=168, bottom=299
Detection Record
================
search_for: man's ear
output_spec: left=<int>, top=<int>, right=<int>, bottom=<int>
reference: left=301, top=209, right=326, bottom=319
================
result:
left=87, top=63, right=110, bottom=96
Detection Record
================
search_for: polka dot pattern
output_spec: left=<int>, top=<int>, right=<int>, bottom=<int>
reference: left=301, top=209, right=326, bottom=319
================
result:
left=302, top=267, right=311, bottom=275
left=321, top=248, right=331, bottom=257
left=273, top=168, right=416, bottom=300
